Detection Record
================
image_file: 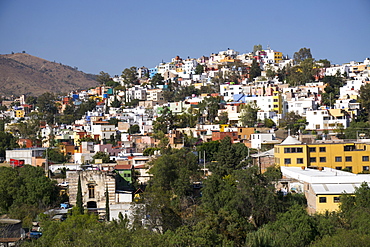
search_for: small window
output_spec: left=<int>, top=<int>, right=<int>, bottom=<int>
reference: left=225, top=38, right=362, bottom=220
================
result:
left=319, top=197, right=327, bottom=203
left=345, top=166, right=352, bottom=172
left=345, top=156, right=352, bottom=162
left=319, top=147, right=326, bottom=152
left=310, top=157, right=316, bottom=163
left=363, top=156, right=369, bottom=162
left=88, top=184, right=95, bottom=198
left=284, top=148, right=291, bottom=153
left=335, top=156, right=342, bottom=162
left=297, top=158, right=304, bottom=164
left=363, top=166, right=369, bottom=172
left=297, top=147, right=303, bottom=153
left=320, top=157, right=326, bottom=162
left=335, top=166, right=342, bottom=170
left=284, top=158, right=291, bottom=165
left=309, top=147, right=316, bottom=152
left=333, top=197, right=340, bottom=203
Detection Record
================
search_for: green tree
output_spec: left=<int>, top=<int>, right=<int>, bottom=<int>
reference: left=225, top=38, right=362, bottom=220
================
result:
left=153, top=107, right=175, bottom=134
left=92, top=151, right=110, bottom=163
left=44, top=148, right=70, bottom=164
left=105, top=80, right=120, bottom=88
left=105, top=186, right=110, bottom=221
left=129, top=124, right=140, bottom=134
left=76, top=175, right=84, bottom=215
left=121, top=66, right=138, bottom=87
left=194, top=64, right=204, bottom=75
left=239, top=102, right=259, bottom=127
left=96, top=71, right=111, bottom=85
left=110, top=95, right=121, bottom=108
left=143, top=148, right=200, bottom=232
left=266, top=68, right=276, bottom=80
left=358, top=83, right=370, bottom=122
left=293, top=47, right=312, bottom=64
left=248, top=205, right=317, bottom=247
left=343, top=121, right=370, bottom=139
left=317, top=59, right=331, bottom=68
left=211, top=136, right=249, bottom=176
left=0, top=166, right=59, bottom=217
left=0, top=131, right=19, bottom=158
left=25, top=96, right=37, bottom=105
left=36, top=92, right=58, bottom=124
left=249, top=59, right=261, bottom=81
left=196, top=140, right=220, bottom=162
left=150, top=73, right=165, bottom=88
left=321, top=74, right=344, bottom=107
left=198, top=96, right=220, bottom=124
left=218, top=111, right=229, bottom=124
left=264, top=118, right=276, bottom=128
left=253, top=44, right=262, bottom=54
left=279, top=111, right=307, bottom=135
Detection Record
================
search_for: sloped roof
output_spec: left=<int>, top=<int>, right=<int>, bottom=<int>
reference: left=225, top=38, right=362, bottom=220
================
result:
left=280, top=136, right=302, bottom=145
left=251, top=148, right=274, bottom=158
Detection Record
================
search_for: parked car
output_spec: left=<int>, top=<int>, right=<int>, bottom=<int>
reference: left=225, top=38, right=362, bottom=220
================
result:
left=58, top=181, right=69, bottom=187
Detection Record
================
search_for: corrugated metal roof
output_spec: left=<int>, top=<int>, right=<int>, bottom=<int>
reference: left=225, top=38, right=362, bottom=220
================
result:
left=311, top=183, right=360, bottom=194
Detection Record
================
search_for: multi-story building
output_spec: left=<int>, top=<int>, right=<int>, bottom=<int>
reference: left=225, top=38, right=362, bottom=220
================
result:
left=91, top=121, right=116, bottom=142
left=275, top=136, right=370, bottom=174
left=146, top=89, right=165, bottom=104
left=305, top=109, right=351, bottom=131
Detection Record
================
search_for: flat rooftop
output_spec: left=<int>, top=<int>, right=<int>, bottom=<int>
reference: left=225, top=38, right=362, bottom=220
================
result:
left=281, top=166, right=370, bottom=184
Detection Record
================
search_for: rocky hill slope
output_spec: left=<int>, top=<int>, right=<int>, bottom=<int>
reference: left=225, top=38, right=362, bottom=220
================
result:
left=0, top=53, right=99, bottom=96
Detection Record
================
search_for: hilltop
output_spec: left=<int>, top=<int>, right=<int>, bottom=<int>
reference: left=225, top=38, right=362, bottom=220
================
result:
left=0, top=53, right=99, bottom=97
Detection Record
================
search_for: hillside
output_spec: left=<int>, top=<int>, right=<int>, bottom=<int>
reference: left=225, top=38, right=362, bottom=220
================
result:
left=0, top=53, right=99, bottom=96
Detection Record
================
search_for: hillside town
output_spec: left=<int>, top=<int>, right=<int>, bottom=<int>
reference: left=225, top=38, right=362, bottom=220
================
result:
left=1, top=46, right=370, bottom=245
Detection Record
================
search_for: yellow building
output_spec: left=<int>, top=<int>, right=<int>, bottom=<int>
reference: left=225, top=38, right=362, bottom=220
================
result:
left=15, top=109, right=25, bottom=118
left=272, top=91, right=282, bottom=114
left=274, top=51, right=283, bottom=63
left=281, top=166, right=370, bottom=214
left=275, top=136, right=370, bottom=174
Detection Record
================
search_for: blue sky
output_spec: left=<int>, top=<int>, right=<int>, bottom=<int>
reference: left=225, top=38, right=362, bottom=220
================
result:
left=1, top=0, right=369, bottom=76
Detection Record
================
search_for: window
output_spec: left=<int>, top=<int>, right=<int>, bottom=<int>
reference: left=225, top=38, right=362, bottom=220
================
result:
left=345, top=156, right=352, bottom=162
left=334, top=197, right=340, bottom=203
left=88, top=184, right=95, bottom=198
left=309, top=147, right=316, bottom=152
left=320, top=157, right=326, bottom=162
left=345, top=166, right=352, bottom=172
left=363, top=156, right=369, bottom=162
left=335, top=156, right=342, bottom=162
left=310, top=157, right=317, bottom=163
left=335, top=166, right=342, bottom=170
left=319, top=197, right=327, bottom=203
left=284, top=147, right=303, bottom=153
left=319, top=147, right=326, bottom=152
left=363, top=166, right=369, bottom=172
left=297, top=158, right=304, bottom=164
left=284, top=158, right=291, bottom=165
left=124, top=173, right=131, bottom=178
left=344, top=145, right=355, bottom=151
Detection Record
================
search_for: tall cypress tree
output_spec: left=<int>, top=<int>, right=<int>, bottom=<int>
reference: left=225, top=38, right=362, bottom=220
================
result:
left=76, top=174, right=84, bottom=214
left=105, top=186, right=110, bottom=221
